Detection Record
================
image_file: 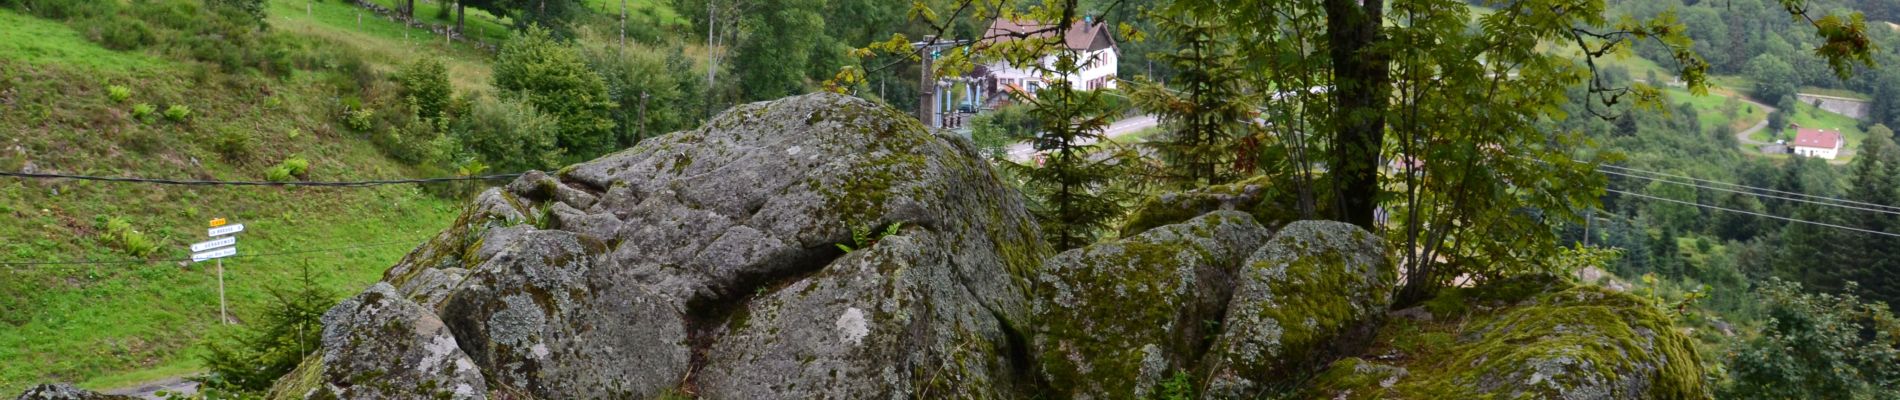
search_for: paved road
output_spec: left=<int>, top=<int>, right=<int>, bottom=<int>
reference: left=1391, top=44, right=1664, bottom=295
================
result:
left=1734, top=96, right=1776, bottom=146
left=1004, top=114, right=1158, bottom=162
left=103, top=377, right=197, bottom=399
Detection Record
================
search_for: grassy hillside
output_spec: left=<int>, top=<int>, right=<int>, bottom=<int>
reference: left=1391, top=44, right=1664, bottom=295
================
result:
left=0, top=0, right=515, bottom=391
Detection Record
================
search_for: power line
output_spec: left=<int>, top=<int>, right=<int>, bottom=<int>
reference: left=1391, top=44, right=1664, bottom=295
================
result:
left=0, top=239, right=424, bottom=268
left=1599, top=169, right=1900, bottom=217
left=1607, top=187, right=1900, bottom=238
left=0, top=171, right=525, bottom=187
left=1597, top=163, right=1900, bottom=212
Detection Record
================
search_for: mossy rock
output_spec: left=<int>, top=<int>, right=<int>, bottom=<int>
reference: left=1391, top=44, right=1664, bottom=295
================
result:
left=1029, top=211, right=1273, bottom=398
left=1302, top=278, right=1711, bottom=400
left=1119, top=175, right=1330, bottom=237
left=12, top=384, right=135, bottom=400
left=1202, top=220, right=1396, bottom=398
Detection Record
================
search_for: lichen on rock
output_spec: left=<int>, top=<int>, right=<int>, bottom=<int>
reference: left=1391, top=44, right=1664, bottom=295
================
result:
left=1029, top=211, right=1272, bottom=398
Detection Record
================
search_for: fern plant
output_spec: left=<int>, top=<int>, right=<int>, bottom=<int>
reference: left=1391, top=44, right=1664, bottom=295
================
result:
left=836, top=222, right=903, bottom=253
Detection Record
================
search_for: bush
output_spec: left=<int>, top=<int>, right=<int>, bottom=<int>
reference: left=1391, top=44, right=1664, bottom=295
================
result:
left=494, top=25, right=616, bottom=161
left=98, top=217, right=158, bottom=258
left=163, top=105, right=191, bottom=122
left=398, top=58, right=453, bottom=121
left=83, top=15, right=155, bottom=50
left=1721, top=279, right=1900, bottom=399
left=453, top=96, right=562, bottom=172
left=282, top=155, right=309, bottom=177
left=105, top=84, right=131, bottom=103
left=212, top=127, right=255, bottom=162
left=264, top=155, right=309, bottom=182
left=344, top=108, right=376, bottom=132
left=131, top=103, right=157, bottom=122
left=264, top=164, right=293, bottom=182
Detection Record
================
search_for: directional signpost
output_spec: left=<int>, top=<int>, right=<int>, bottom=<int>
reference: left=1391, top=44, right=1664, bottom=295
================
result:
left=191, top=219, right=242, bottom=324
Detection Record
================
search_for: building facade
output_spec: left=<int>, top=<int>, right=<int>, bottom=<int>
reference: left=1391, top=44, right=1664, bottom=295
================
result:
left=981, top=17, right=1120, bottom=98
left=1791, top=127, right=1845, bottom=160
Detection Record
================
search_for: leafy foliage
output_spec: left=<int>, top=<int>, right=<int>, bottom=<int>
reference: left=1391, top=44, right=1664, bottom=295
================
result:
left=397, top=58, right=453, bottom=121
left=452, top=95, right=564, bottom=172
left=1721, top=279, right=1900, bottom=399
left=494, top=25, right=616, bottom=162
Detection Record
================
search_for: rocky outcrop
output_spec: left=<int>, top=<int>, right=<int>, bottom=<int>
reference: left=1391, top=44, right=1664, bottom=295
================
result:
left=1029, top=211, right=1272, bottom=398
left=1118, top=175, right=1329, bottom=237
left=243, top=92, right=1705, bottom=400
left=12, top=385, right=132, bottom=400
left=1302, top=276, right=1711, bottom=399
left=272, top=93, right=1048, bottom=399
left=1202, top=220, right=1397, bottom=398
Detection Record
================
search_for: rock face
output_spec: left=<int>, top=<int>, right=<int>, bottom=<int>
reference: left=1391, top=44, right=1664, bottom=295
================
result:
left=272, top=93, right=1048, bottom=399
left=12, top=385, right=132, bottom=400
left=1029, top=211, right=1272, bottom=398
left=1203, top=220, right=1398, bottom=398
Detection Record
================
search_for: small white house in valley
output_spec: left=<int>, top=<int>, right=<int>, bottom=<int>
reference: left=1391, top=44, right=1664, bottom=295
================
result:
left=1791, top=126, right=1845, bottom=160
left=980, top=16, right=1120, bottom=97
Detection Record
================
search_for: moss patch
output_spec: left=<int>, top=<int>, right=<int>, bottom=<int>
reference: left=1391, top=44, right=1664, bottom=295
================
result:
left=1304, top=277, right=1711, bottom=399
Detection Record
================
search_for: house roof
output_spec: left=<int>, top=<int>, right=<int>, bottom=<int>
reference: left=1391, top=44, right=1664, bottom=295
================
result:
left=983, top=17, right=1117, bottom=52
left=1791, top=128, right=1844, bottom=149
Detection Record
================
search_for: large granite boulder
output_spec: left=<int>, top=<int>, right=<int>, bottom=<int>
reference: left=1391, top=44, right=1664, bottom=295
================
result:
left=1202, top=220, right=1398, bottom=398
left=272, top=283, right=487, bottom=399
left=272, top=93, right=1048, bottom=399
left=1029, top=211, right=1272, bottom=398
left=1119, top=175, right=1331, bottom=237
left=1302, top=276, right=1710, bottom=399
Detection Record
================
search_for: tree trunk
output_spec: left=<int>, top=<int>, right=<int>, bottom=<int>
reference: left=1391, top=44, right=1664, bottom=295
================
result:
left=1323, top=0, right=1389, bottom=231
left=456, top=2, right=465, bottom=33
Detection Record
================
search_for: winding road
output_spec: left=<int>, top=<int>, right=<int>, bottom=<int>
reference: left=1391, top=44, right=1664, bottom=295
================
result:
left=1734, top=96, right=1777, bottom=147
left=1003, top=115, right=1159, bottom=162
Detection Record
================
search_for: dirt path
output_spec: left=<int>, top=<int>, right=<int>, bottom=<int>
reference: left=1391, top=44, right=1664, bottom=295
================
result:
left=1734, top=96, right=1776, bottom=146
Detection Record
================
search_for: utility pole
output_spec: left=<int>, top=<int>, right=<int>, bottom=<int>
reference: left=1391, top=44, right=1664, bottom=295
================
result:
left=620, top=0, right=628, bottom=50
left=912, top=37, right=970, bottom=128
left=638, top=91, right=650, bottom=143
left=918, top=39, right=935, bottom=127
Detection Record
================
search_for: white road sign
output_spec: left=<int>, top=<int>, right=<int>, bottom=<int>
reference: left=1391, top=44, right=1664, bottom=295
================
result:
left=192, top=247, right=237, bottom=262
left=190, top=237, right=237, bottom=253
left=208, top=224, right=245, bottom=237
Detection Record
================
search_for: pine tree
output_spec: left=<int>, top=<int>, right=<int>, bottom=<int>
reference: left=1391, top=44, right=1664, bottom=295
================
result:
left=1127, top=13, right=1257, bottom=188
left=1842, top=125, right=1900, bottom=305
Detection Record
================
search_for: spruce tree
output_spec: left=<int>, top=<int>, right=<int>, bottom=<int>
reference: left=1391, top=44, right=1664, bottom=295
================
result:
left=1843, top=125, right=1899, bottom=305
left=1127, top=13, right=1257, bottom=188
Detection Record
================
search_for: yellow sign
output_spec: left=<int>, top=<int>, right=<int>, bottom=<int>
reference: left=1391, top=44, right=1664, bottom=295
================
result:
left=209, top=218, right=228, bottom=228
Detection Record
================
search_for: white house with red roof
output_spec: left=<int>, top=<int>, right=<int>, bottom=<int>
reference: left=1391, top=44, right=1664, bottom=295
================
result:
left=980, top=16, right=1120, bottom=97
left=1790, top=126, right=1845, bottom=159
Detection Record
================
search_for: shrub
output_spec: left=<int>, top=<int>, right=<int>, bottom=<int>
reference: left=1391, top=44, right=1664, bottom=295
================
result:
left=84, top=15, right=155, bottom=50
left=212, top=127, right=255, bottom=162
left=344, top=108, right=376, bottom=132
left=398, top=58, right=453, bottom=121
left=163, top=105, right=191, bottom=122
left=494, top=26, right=616, bottom=161
left=281, top=155, right=309, bottom=177
left=264, top=164, right=293, bottom=182
left=452, top=96, right=562, bottom=171
left=106, top=85, right=131, bottom=103
left=131, top=103, right=157, bottom=122
left=98, top=217, right=158, bottom=258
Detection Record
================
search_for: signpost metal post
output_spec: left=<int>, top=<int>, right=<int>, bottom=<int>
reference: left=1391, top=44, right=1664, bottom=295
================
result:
left=192, top=219, right=242, bottom=324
